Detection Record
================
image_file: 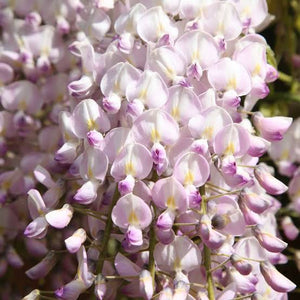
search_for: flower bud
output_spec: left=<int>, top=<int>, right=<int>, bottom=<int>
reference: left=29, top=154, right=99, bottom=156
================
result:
left=253, top=226, right=287, bottom=253
left=87, top=130, right=103, bottom=147
left=126, top=99, right=144, bottom=120
left=253, top=112, right=292, bottom=141
left=68, top=75, right=95, bottom=99
left=281, top=216, right=299, bottom=241
left=240, top=190, right=271, bottom=214
left=254, top=164, right=288, bottom=195
left=73, top=180, right=99, bottom=204
left=36, top=55, right=51, bottom=73
left=65, top=228, right=87, bottom=253
left=7, top=246, right=24, bottom=268
left=25, top=11, right=42, bottom=27
left=103, top=94, right=122, bottom=114
left=247, top=135, right=270, bottom=157
left=56, top=15, right=70, bottom=34
left=185, top=185, right=202, bottom=209
left=126, top=225, right=143, bottom=246
left=25, top=252, right=57, bottom=280
left=117, top=33, right=134, bottom=54
left=230, top=254, right=252, bottom=275
left=221, top=155, right=236, bottom=175
left=45, top=204, right=74, bottom=229
left=187, top=63, right=203, bottom=80
left=118, top=175, right=135, bottom=196
left=265, top=64, right=278, bottom=83
left=55, top=142, right=78, bottom=164
left=156, top=209, right=175, bottom=231
left=151, top=143, right=166, bottom=164
left=260, top=261, right=296, bottom=293
left=190, top=139, right=209, bottom=156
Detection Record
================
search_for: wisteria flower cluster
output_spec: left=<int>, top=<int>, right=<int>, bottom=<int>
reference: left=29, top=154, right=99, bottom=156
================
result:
left=0, top=0, right=298, bottom=299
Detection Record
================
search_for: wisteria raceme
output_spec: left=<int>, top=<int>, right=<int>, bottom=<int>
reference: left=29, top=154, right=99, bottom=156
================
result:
left=0, top=0, right=298, bottom=299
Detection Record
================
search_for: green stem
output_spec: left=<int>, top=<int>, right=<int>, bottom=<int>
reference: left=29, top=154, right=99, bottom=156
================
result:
left=232, top=294, right=254, bottom=300
left=206, top=190, right=241, bottom=201
left=278, top=71, right=293, bottom=84
left=96, top=186, right=119, bottom=274
left=209, top=258, right=230, bottom=273
left=148, top=206, right=156, bottom=289
left=200, top=185, right=215, bottom=300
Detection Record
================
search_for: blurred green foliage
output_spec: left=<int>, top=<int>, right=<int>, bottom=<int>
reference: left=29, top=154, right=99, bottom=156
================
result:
left=262, top=0, right=300, bottom=117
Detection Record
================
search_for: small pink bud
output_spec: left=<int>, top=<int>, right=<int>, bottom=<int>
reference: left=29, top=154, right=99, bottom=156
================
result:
left=102, top=94, right=121, bottom=114
left=68, top=75, right=95, bottom=99
left=230, top=254, right=252, bottom=275
left=281, top=216, right=299, bottom=240
left=117, top=33, right=134, bottom=54
left=247, top=135, right=270, bottom=157
left=45, top=204, right=74, bottom=229
left=24, top=216, right=48, bottom=239
left=151, top=143, right=166, bottom=164
left=221, top=155, right=237, bottom=175
left=190, top=139, right=209, bottom=156
left=260, top=261, right=296, bottom=293
left=265, top=64, right=278, bottom=83
left=250, top=79, right=269, bottom=99
left=187, top=62, right=203, bottom=81
left=25, top=251, right=57, bottom=280
left=253, top=226, right=287, bottom=253
left=156, top=209, right=175, bottom=231
left=73, top=180, right=100, bottom=204
left=65, top=228, right=87, bottom=253
left=25, top=11, right=42, bottom=27
left=118, top=175, right=135, bottom=196
left=56, top=16, right=70, bottom=34
left=87, top=130, right=103, bottom=147
left=36, top=56, right=51, bottom=73
left=126, top=99, right=144, bottom=120
left=240, top=190, right=271, bottom=214
left=154, top=159, right=168, bottom=176
left=157, top=34, right=171, bottom=47
left=126, top=225, right=143, bottom=246
left=277, top=161, right=297, bottom=177
left=7, top=246, right=24, bottom=268
left=253, top=112, right=292, bottom=141
left=186, top=186, right=202, bottom=209
left=254, top=164, right=288, bottom=195
left=55, top=142, right=78, bottom=164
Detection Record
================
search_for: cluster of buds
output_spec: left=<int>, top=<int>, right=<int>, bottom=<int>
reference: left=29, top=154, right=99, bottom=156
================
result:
left=0, top=0, right=298, bottom=299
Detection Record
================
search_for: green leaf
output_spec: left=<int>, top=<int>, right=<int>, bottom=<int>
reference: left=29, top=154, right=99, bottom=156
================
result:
left=266, top=46, right=277, bottom=68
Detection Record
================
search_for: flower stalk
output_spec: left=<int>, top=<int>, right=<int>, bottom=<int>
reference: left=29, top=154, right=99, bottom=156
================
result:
left=200, top=185, right=215, bottom=300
